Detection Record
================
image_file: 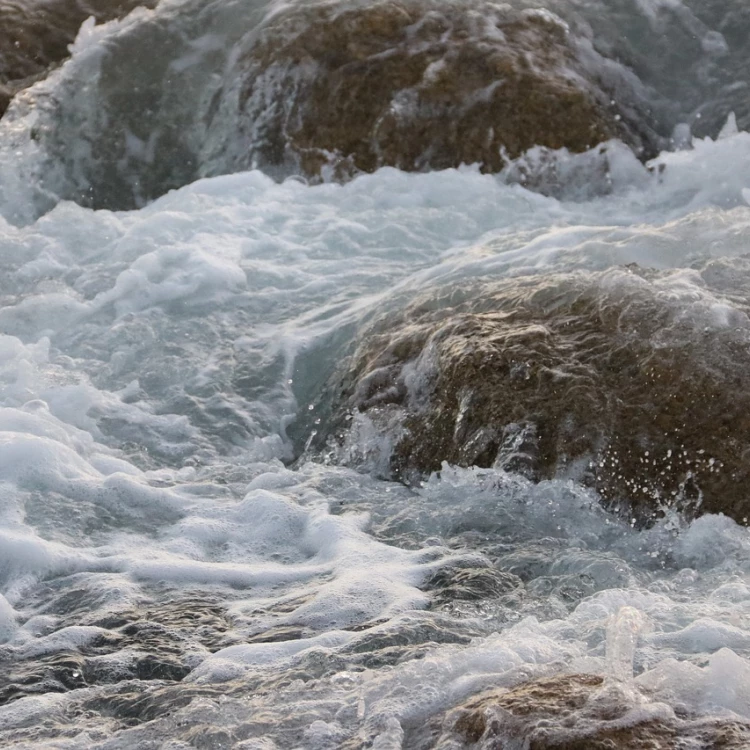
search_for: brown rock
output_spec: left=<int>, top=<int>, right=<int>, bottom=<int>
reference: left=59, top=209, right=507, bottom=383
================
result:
left=315, top=259, right=750, bottom=523
left=208, top=0, right=660, bottom=180
left=441, top=673, right=750, bottom=749
left=0, top=0, right=157, bottom=117
left=0, top=82, right=10, bottom=116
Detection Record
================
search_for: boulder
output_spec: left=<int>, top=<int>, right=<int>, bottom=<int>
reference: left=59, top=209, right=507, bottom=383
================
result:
left=314, top=260, right=750, bottom=523
left=0, top=0, right=156, bottom=117
left=202, top=0, right=661, bottom=180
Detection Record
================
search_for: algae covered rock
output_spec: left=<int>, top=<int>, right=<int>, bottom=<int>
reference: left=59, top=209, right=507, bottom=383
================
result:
left=438, top=673, right=750, bottom=749
left=202, top=0, right=660, bottom=180
left=0, top=0, right=156, bottom=117
left=315, top=259, right=750, bottom=523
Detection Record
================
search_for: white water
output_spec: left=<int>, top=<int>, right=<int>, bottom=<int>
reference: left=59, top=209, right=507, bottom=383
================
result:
left=2, top=0, right=750, bottom=747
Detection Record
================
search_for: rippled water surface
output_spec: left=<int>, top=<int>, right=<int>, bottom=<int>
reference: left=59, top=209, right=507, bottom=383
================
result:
left=2, top=0, right=750, bottom=747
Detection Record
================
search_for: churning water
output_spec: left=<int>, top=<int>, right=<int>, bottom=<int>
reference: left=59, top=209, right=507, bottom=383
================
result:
left=2, top=0, right=750, bottom=747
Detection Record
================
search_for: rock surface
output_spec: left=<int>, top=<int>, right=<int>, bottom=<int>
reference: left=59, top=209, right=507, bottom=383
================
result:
left=202, top=0, right=661, bottom=180
left=315, top=260, right=750, bottom=523
left=436, top=673, right=750, bottom=749
left=0, top=0, right=156, bottom=117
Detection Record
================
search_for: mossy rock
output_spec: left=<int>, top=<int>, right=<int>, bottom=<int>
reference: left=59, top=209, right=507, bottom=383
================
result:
left=0, top=0, right=157, bottom=117
left=206, top=0, right=660, bottom=179
left=316, top=259, right=750, bottom=523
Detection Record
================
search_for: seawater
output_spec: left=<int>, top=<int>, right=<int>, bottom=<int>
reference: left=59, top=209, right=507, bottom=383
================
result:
left=2, top=0, right=750, bottom=747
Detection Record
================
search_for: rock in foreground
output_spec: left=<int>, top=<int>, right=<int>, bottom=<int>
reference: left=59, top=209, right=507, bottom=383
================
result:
left=315, top=260, right=750, bottom=523
left=436, top=673, right=750, bottom=749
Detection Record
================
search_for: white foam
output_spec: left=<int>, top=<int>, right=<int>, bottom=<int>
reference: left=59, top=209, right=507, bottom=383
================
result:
left=1, top=70, right=750, bottom=747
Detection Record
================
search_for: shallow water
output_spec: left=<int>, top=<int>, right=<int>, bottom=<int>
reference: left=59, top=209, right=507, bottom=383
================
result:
left=2, top=0, right=750, bottom=747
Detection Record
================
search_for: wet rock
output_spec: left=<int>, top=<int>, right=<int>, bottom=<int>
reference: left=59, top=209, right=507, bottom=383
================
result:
left=684, top=0, right=750, bottom=137
left=133, top=654, right=192, bottom=681
left=245, top=625, right=311, bottom=644
left=0, top=632, right=195, bottom=706
left=82, top=680, right=231, bottom=726
left=0, top=82, right=11, bottom=115
left=425, top=561, right=523, bottom=605
left=500, top=140, right=648, bottom=201
left=438, top=673, right=750, bottom=749
left=110, top=597, right=233, bottom=653
left=571, top=0, right=750, bottom=138
left=316, top=260, right=750, bottom=523
left=202, top=0, right=661, bottom=180
left=0, top=0, right=156, bottom=117
left=2, top=0, right=666, bottom=214
left=345, top=614, right=475, bottom=654
left=0, top=650, right=88, bottom=705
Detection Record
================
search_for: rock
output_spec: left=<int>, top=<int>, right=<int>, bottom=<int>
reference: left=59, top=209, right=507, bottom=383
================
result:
left=202, top=0, right=661, bottom=180
left=0, top=0, right=665, bottom=214
left=0, top=594, right=236, bottom=705
left=438, top=673, right=750, bottom=749
left=683, top=0, right=750, bottom=136
left=425, top=561, right=523, bottom=606
left=0, top=0, right=156, bottom=117
left=314, top=260, right=750, bottom=523
left=0, top=650, right=88, bottom=705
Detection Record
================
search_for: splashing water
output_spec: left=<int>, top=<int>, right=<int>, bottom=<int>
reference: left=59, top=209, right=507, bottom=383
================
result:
left=2, top=0, right=750, bottom=747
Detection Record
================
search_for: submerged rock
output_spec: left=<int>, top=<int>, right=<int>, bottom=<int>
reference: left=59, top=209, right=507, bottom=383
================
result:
left=315, top=259, right=750, bottom=523
left=0, top=594, right=234, bottom=705
left=425, top=560, right=523, bottom=607
left=0, top=0, right=668, bottom=213
left=202, top=0, right=661, bottom=180
left=436, top=673, right=750, bottom=749
left=0, top=0, right=156, bottom=118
